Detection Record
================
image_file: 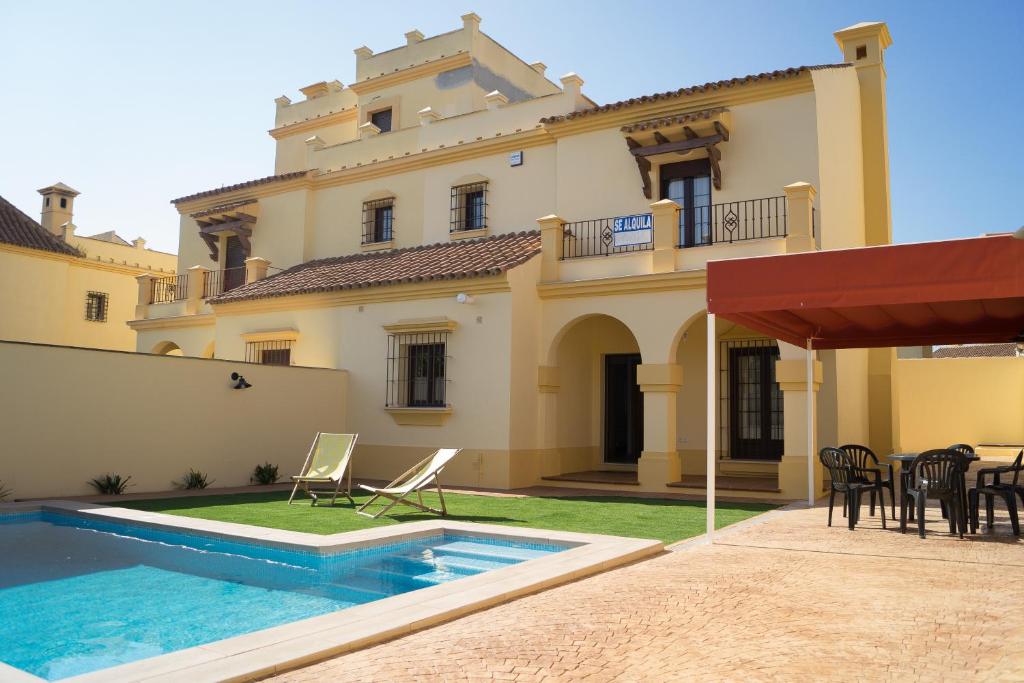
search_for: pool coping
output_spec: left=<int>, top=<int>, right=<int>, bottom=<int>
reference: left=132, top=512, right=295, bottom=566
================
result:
left=0, top=500, right=663, bottom=683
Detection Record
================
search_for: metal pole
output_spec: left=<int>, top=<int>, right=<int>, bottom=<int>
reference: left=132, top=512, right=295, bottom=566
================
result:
left=707, top=312, right=717, bottom=541
left=806, top=338, right=814, bottom=507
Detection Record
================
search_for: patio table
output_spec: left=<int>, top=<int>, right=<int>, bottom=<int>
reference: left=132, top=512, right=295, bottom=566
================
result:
left=889, top=452, right=979, bottom=531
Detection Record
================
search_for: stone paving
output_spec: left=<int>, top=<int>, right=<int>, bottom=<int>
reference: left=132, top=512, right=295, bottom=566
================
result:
left=275, top=500, right=1024, bottom=682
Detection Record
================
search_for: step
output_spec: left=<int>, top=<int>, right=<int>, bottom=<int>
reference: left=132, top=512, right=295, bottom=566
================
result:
left=432, top=540, right=550, bottom=563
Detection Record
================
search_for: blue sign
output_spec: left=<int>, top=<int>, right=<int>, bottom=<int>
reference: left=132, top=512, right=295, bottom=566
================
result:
left=611, top=213, right=653, bottom=247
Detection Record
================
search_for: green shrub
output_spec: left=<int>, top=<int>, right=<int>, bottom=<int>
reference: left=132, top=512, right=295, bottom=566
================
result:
left=177, top=469, right=213, bottom=490
left=89, top=473, right=132, bottom=495
left=251, top=462, right=280, bottom=485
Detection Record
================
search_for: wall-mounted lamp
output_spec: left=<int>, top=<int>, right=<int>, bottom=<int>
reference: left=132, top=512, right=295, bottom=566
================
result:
left=230, top=372, right=252, bottom=390
left=455, top=292, right=474, bottom=304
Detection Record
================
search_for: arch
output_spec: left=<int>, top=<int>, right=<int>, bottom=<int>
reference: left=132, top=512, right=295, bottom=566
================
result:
left=668, top=308, right=710, bottom=362
left=544, top=312, right=641, bottom=367
left=200, top=341, right=216, bottom=359
left=151, top=341, right=183, bottom=356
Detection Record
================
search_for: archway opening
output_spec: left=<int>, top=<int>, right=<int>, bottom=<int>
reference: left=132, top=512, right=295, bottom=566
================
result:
left=546, top=314, right=642, bottom=483
left=151, top=341, right=184, bottom=357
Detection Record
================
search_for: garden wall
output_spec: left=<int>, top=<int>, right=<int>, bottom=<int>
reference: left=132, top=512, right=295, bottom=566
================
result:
left=894, top=357, right=1024, bottom=455
left=0, top=341, right=347, bottom=499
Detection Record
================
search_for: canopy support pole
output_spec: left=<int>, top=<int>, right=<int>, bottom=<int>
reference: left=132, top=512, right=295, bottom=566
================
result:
left=806, top=338, right=814, bottom=507
left=706, top=312, right=716, bottom=541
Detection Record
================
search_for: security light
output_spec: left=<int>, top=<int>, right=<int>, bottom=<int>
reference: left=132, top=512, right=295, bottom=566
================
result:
left=230, top=372, right=252, bottom=390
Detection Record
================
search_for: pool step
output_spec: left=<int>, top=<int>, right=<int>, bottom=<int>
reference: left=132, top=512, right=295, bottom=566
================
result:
left=433, top=541, right=551, bottom=563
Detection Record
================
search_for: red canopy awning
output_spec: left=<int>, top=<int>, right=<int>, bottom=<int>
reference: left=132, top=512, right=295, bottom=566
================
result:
left=706, top=234, right=1024, bottom=349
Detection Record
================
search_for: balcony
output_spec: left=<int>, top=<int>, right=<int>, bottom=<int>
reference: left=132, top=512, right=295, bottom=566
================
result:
left=539, top=182, right=818, bottom=284
left=134, top=262, right=268, bottom=323
left=561, top=196, right=789, bottom=260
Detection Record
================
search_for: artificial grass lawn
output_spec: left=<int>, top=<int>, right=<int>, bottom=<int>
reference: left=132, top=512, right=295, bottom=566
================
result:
left=121, top=490, right=775, bottom=545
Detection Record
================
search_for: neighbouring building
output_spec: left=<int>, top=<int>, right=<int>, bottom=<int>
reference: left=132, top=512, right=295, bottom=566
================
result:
left=131, top=15, right=897, bottom=499
left=0, top=184, right=176, bottom=351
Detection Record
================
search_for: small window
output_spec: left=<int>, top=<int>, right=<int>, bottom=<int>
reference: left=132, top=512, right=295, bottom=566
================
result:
left=450, top=182, right=488, bottom=232
left=370, top=108, right=393, bottom=133
left=85, top=292, right=108, bottom=322
left=45, top=197, right=50, bottom=207
left=856, top=45, right=867, bottom=60
left=362, top=198, right=395, bottom=244
left=60, top=197, right=67, bottom=209
left=386, top=332, right=448, bottom=407
left=245, top=340, right=292, bottom=365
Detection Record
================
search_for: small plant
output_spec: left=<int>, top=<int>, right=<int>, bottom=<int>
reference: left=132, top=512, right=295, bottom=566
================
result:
left=251, top=462, right=280, bottom=485
left=0, top=481, right=11, bottom=502
left=89, top=473, right=132, bottom=495
left=177, top=469, right=213, bottom=490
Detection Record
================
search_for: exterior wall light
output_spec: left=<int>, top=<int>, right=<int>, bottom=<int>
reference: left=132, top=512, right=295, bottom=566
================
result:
left=231, top=372, right=252, bottom=389
left=456, top=292, right=474, bottom=304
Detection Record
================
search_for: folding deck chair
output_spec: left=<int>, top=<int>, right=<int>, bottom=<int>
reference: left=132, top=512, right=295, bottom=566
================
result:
left=356, top=448, right=461, bottom=518
left=288, top=432, right=358, bottom=506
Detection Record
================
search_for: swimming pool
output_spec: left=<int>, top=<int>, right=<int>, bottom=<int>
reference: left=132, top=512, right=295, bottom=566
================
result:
left=0, top=510, right=568, bottom=681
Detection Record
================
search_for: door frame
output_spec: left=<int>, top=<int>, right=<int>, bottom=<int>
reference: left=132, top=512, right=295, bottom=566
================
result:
left=725, top=342, right=784, bottom=460
left=602, top=352, right=643, bottom=466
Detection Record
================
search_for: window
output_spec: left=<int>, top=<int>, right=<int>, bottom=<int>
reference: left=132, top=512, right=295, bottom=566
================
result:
left=362, top=198, right=394, bottom=244
left=84, top=292, right=108, bottom=322
left=660, top=159, right=712, bottom=247
left=450, top=182, right=488, bottom=232
left=60, top=197, right=67, bottom=209
left=370, top=108, right=392, bottom=133
left=45, top=197, right=50, bottom=207
left=856, top=44, right=867, bottom=60
left=386, top=331, right=449, bottom=407
left=245, top=340, right=292, bottom=365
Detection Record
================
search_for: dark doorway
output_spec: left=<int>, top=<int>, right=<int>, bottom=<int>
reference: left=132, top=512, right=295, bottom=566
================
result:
left=604, top=353, right=643, bottom=464
left=728, top=345, right=784, bottom=460
left=224, top=235, right=247, bottom=292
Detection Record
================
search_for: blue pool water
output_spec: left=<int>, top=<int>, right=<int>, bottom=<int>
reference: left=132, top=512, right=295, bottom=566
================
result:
left=0, top=511, right=566, bottom=680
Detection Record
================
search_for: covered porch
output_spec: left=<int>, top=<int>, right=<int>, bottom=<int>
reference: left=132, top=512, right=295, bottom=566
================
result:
left=703, top=230, right=1024, bottom=536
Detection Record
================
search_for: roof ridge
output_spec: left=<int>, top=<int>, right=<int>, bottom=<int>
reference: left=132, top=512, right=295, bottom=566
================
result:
left=541, top=63, right=852, bottom=124
left=283, top=228, right=541, bottom=272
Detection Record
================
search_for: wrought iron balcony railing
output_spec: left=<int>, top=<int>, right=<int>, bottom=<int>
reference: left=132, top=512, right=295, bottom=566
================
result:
left=560, top=195, right=791, bottom=260
left=202, top=267, right=246, bottom=298
left=149, top=274, right=188, bottom=304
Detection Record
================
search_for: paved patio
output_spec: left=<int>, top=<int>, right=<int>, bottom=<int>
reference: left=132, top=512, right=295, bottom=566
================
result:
left=276, top=500, right=1024, bottom=682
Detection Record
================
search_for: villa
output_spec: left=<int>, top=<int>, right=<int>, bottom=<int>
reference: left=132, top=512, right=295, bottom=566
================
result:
left=129, top=15, right=897, bottom=500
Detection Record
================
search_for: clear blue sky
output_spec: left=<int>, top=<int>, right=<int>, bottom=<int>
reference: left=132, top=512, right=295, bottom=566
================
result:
left=1, top=1, right=1021, bottom=253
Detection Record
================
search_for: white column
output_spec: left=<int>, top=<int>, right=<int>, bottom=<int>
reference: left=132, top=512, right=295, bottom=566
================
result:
left=806, top=339, right=815, bottom=507
left=706, top=312, right=717, bottom=541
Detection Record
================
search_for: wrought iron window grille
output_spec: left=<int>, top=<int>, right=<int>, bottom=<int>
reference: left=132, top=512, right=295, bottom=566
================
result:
left=449, top=182, right=488, bottom=232
left=385, top=331, right=450, bottom=408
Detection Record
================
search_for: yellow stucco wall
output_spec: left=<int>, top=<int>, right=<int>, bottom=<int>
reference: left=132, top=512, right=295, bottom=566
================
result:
left=0, top=245, right=147, bottom=351
left=895, top=358, right=1024, bottom=453
left=0, top=341, right=347, bottom=500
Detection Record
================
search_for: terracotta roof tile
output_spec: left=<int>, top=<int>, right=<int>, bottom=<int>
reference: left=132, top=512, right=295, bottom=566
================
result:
left=541, top=64, right=850, bottom=125
left=932, top=343, right=1021, bottom=359
left=0, top=194, right=81, bottom=256
left=171, top=171, right=309, bottom=205
left=210, top=230, right=541, bottom=304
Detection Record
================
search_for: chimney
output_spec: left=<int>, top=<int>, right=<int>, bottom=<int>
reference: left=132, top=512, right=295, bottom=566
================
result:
left=37, top=182, right=80, bottom=237
left=484, top=90, right=508, bottom=111
left=405, top=29, right=424, bottom=45
left=530, top=62, right=547, bottom=77
left=559, top=73, right=585, bottom=111
left=833, top=21, right=893, bottom=246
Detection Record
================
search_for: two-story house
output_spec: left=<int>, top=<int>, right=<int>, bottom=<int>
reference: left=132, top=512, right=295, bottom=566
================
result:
left=131, top=15, right=895, bottom=499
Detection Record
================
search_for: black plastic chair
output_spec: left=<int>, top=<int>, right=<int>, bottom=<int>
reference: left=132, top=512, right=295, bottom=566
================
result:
left=902, top=449, right=966, bottom=539
left=969, top=450, right=1023, bottom=536
left=820, top=447, right=876, bottom=530
left=942, top=443, right=976, bottom=521
left=840, top=444, right=895, bottom=521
